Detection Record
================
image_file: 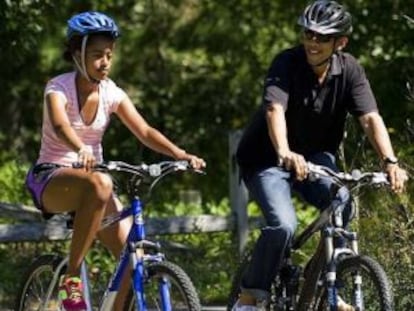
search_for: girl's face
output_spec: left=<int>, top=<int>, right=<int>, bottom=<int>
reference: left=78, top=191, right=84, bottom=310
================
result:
left=76, top=34, right=116, bottom=81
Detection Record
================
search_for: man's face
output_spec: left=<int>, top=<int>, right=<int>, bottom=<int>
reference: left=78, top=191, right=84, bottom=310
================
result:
left=302, top=29, right=337, bottom=66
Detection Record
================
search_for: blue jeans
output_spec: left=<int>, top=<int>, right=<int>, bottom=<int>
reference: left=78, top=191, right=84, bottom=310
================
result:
left=240, top=152, right=352, bottom=302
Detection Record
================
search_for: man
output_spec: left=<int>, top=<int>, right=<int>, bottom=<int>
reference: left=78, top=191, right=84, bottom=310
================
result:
left=233, top=1, right=408, bottom=310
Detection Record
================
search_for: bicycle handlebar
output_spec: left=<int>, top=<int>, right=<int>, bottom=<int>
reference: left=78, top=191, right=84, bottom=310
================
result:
left=74, top=160, right=203, bottom=176
left=101, top=160, right=203, bottom=176
left=307, top=162, right=389, bottom=188
left=73, top=160, right=205, bottom=198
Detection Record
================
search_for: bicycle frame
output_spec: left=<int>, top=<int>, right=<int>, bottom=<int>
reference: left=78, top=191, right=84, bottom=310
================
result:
left=100, top=194, right=176, bottom=311
left=227, top=163, right=391, bottom=311
left=40, top=196, right=171, bottom=311
left=19, top=160, right=202, bottom=311
left=284, top=192, right=364, bottom=310
left=294, top=213, right=359, bottom=310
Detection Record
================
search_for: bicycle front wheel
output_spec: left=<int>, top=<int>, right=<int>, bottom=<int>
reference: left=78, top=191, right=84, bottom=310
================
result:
left=125, top=260, right=201, bottom=311
left=15, top=254, right=65, bottom=311
left=315, top=255, right=394, bottom=311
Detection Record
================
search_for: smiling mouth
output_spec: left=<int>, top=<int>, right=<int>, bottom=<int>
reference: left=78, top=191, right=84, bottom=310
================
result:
left=306, top=48, right=320, bottom=55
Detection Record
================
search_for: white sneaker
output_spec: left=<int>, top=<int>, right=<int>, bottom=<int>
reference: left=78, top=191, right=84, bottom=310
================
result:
left=337, top=296, right=355, bottom=311
left=231, top=299, right=263, bottom=311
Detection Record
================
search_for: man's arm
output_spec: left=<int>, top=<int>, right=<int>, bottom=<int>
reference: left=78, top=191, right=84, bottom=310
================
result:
left=266, top=102, right=308, bottom=180
left=358, top=111, right=408, bottom=193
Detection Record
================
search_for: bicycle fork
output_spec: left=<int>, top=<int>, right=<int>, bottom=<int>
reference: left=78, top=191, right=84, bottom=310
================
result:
left=323, top=227, right=363, bottom=311
left=130, top=197, right=173, bottom=311
left=324, top=228, right=339, bottom=310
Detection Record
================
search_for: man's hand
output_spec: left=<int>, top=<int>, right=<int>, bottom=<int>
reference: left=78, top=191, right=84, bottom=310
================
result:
left=385, top=164, right=408, bottom=194
left=279, top=151, right=308, bottom=181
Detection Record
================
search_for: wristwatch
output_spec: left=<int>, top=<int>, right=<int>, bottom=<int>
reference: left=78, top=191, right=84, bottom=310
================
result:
left=383, top=156, right=398, bottom=165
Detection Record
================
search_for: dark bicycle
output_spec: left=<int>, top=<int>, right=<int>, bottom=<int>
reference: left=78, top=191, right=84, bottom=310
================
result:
left=227, top=162, right=394, bottom=311
left=16, top=160, right=203, bottom=311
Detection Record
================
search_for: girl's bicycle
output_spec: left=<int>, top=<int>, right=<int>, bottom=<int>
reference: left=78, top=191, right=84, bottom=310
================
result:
left=227, top=162, right=394, bottom=311
left=15, top=160, right=203, bottom=311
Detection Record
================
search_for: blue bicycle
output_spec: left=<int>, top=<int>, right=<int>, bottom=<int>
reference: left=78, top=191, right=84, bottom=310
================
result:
left=15, top=160, right=203, bottom=311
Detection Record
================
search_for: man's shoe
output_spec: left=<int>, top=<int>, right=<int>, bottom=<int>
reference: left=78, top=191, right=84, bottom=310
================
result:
left=58, top=276, right=87, bottom=311
left=231, top=299, right=264, bottom=311
left=337, top=296, right=355, bottom=311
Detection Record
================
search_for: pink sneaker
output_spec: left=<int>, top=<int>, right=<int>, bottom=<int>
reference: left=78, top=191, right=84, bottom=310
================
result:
left=58, top=276, right=87, bottom=311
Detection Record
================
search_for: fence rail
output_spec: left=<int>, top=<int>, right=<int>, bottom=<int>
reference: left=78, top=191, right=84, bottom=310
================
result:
left=0, top=201, right=236, bottom=242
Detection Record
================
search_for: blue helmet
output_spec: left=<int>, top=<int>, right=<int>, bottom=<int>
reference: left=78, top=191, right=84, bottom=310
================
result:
left=67, top=11, right=120, bottom=39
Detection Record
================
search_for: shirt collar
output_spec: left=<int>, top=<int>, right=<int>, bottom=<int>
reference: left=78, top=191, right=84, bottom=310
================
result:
left=330, top=53, right=342, bottom=76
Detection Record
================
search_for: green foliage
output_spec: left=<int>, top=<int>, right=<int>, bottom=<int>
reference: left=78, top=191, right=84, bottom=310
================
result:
left=1, top=0, right=414, bottom=309
left=356, top=188, right=414, bottom=311
left=0, top=158, right=31, bottom=205
left=339, top=117, right=414, bottom=310
left=1, top=0, right=413, bottom=201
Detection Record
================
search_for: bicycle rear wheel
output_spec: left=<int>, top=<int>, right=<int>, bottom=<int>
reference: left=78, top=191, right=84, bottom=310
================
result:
left=124, top=260, right=201, bottom=311
left=314, top=255, right=394, bottom=311
left=15, top=254, right=65, bottom=311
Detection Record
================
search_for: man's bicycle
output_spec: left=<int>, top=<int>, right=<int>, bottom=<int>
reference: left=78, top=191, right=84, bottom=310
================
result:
left=227, top=163, right=394, bottom=311
left=15, top=160, right=203, bottom=311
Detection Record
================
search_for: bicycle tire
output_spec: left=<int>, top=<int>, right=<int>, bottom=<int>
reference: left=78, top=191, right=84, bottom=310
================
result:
left=314, top=255, right=394, bottom=311
left=15, top=254, right=65, bottom=311
left=124, top=260, right=201, bottom=311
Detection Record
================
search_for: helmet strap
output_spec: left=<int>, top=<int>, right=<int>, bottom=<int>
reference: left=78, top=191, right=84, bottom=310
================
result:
left=72, top=35, right=100, bottom=84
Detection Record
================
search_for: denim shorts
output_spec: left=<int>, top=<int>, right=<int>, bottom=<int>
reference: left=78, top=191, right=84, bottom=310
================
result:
left=26, top=163, right=64, bottom=212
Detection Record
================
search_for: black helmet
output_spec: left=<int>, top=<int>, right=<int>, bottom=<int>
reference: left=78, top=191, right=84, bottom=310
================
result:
left=298, top=0, right=352, bottom=35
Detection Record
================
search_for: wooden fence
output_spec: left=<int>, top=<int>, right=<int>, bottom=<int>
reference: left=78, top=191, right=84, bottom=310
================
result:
left=0, top=131, right=262, bottom=252
left=0, top=201, right=234, bottom=242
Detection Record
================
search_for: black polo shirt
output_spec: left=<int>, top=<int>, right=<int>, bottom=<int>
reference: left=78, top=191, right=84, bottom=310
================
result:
left=237, top=45, right=378, bottom=171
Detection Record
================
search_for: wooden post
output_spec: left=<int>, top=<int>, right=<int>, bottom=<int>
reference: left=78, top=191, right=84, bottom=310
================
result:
left=229, top=130, right=249, bottom=254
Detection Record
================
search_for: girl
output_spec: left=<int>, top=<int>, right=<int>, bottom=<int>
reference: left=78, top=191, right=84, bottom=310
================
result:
left=26, top=11, right=205, bottom=311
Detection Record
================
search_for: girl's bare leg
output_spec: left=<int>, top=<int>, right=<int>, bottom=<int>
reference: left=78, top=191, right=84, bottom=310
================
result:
left=42, top=168, right=113, bottom=276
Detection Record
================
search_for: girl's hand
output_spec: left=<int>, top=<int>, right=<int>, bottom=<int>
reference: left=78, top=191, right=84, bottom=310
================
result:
left=77, top=145, right=96, bottom=171
left=177, top=151, right=206, bottom=170
left=186, top=154, right=206, bottom=170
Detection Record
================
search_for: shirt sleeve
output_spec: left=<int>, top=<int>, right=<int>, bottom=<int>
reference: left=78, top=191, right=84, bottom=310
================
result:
left=262, top=51, right=292, bottom=110
left=44, top=79, right=68, bottom=104
left=105, top=79, right=128, bottom=114
left=346, top=56, right=379, bottom=116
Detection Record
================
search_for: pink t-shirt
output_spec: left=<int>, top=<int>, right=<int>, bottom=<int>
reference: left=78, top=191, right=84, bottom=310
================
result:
left=37, top=72, right=127, bottom=166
